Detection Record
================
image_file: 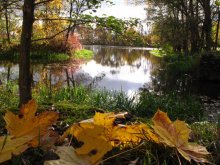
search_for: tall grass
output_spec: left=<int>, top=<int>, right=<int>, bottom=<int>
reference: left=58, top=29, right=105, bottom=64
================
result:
left=0, top=82, right=203, bottom=126
left=31, top=84, right=203, bottom=123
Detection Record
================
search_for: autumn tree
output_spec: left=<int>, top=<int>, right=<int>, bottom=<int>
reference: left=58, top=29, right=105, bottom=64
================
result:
left=0, top=0, right=21, bottom=45
left=19, top=0, right=113, bottom=105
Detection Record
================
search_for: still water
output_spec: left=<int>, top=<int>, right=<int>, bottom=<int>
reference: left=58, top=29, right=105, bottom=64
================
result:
left=75, top=45, right=158, bottom=95
left=0, top=45, right=220, bottom=99
left=0, top=45, right=159, bottom=96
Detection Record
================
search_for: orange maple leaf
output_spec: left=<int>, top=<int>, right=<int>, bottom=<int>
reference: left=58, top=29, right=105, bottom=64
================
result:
left=152, top=110, right=210, bottom=163
left=4, top=99, right=59, bottom=147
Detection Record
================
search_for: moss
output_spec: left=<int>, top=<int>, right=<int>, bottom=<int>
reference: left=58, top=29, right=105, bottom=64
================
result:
left=54, top=101, right=104, bottom=124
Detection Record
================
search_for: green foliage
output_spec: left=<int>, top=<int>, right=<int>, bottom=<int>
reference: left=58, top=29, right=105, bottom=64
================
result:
left=32, top=84, right=203, bottom=123
left=191, top=122, right=218, bottom=145
left=31, top=51, right=69, bottom=63
left=163, top=55, right=200, bottom=75
left=133, top=91, right=203, bottom=123
left=0, top=82, right=204, bottom=126
left=0, top=49, right=69, bottom=63
left=215, top=0, right=220, bottom=6
left=73, top=49, right=94, bottom=60
left=149, top=49, right=166, bottom=58
left=0, top=82, right=19, bottom=130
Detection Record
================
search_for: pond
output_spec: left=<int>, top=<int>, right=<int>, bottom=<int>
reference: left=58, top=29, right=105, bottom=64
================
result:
left=0, top=45, right=160, bottom=96
left=0, top=45, right=220, bottom=121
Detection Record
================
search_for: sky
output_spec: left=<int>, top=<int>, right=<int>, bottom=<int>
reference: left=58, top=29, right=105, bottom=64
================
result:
left=92, top=0, right=147, bottom=20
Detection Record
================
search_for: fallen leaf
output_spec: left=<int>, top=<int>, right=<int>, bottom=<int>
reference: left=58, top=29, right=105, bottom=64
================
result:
left=19, top=99, right=37, bottom=119
left=44, top=146, right=90, bottom=165
left=62, top=112, right=158, bottom=164
left=4, top=100, right=59, bottom=147
left=111, top=124, right=158, bottom=146
left=0, top=135, right=32, bottom=163
left=64, top=123, right=112, bottom=165
left=152, top=110, right=210, bottom=163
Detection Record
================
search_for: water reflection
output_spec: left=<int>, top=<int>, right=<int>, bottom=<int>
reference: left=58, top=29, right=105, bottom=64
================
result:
left=76, top=45, right=157, bottom=95
left=0, top=46, right=220, bottom=99
left=0, top=46, right=158, bottom=96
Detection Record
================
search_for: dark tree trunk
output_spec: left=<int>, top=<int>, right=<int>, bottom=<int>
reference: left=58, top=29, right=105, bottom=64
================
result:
left=215, top=6, right=220, bottom=50
left=19, top=0, right=35, bottom=106
left=203, top=0, right=212, bottom=51
left=7, top=66, right=10, bottom=83
left=3, top=0, right=10, bottom=44
left=189, top=0, right=199, bottom=53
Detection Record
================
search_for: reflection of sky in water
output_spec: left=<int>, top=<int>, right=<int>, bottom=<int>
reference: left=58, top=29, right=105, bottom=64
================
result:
left=76, top=57, right=152, bottom=95
left=0, top=65, right=19, bottom=82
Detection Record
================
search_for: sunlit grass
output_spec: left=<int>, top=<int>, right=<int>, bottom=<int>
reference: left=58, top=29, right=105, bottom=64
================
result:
left=73, top=49, right=94, bottom=60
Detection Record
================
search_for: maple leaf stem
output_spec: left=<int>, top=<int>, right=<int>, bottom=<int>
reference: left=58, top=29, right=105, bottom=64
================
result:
left=1, top=135, right=8, bottom=151
left=68, top=135, right=73, bottom=147
left=175, top=150, right=182, bottom=165
left=101, top=142, right=144, bottom=163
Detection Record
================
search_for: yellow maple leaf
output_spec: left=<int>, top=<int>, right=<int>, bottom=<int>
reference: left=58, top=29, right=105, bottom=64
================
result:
left=93, top=112, right=158, bottom=145
left=111, top=124, right=158, bottom=146
left=64, top=123, right=112, bottom=165
left=0, top=135, right=32, bottom=163
left=152, top=110, right=210, bottom=163
left=4, top=100, right=59, bottom=147
left=62, top=112, right=158, bottom=164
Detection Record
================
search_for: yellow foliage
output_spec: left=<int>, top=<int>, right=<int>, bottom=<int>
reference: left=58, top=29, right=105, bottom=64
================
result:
left=152, top=110, right=210, bottom=163
left=4, top=99, right=59, bottom=147
left=0, top=99, right=211, bottom=164
left=0, top=135, right=32, bottom=163
left=67, top=123, right=112, bottom=165
left=62, top=112, right=158, bottom=164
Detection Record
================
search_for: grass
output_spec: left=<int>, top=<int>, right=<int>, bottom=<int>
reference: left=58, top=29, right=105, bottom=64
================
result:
left=1, top=82, right=204, bottom=124
left=149, top=49, right=167, bottom=57
left=73, top=49, right=94, bottom=60
left=30, top=51, right=69, bottom=63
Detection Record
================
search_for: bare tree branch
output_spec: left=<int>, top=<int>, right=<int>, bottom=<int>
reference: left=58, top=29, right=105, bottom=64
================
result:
left=35, top=0, right=53, bottom=6
left=31, top=27, right=69, bottom=42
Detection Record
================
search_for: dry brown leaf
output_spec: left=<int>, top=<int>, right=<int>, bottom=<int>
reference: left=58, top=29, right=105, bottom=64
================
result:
left=44, top=146, right=91, bottom=165
left=152, top=110, right=210, bottom=163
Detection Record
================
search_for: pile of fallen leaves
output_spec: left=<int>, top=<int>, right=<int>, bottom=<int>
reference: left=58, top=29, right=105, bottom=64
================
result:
left=0, top=100, right=210, bottom=164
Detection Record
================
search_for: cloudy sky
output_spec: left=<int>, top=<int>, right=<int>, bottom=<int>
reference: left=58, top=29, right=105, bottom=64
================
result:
left=92, top=0, right=146, bottom=20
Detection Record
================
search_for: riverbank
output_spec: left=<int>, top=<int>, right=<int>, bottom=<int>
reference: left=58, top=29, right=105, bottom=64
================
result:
left=0, top=44, right=93, bottom=63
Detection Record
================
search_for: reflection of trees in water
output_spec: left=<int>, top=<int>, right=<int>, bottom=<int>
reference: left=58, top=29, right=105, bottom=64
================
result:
left=93, top=47, right=151, bottom=68
left=144, top=63, right=194, bottom=95
left=0, top=62, right=18, bottom=83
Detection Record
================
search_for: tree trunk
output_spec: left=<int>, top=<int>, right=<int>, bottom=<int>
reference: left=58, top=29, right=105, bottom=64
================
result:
left=19, top=0, right=35, bottom=106
left=66, top=0, right=73, bottom=42
left=3, top=0, right=10, bottom=44
left=215, top=6, right=220, bottom=50
left=203, top=0, right=212, bottom=51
